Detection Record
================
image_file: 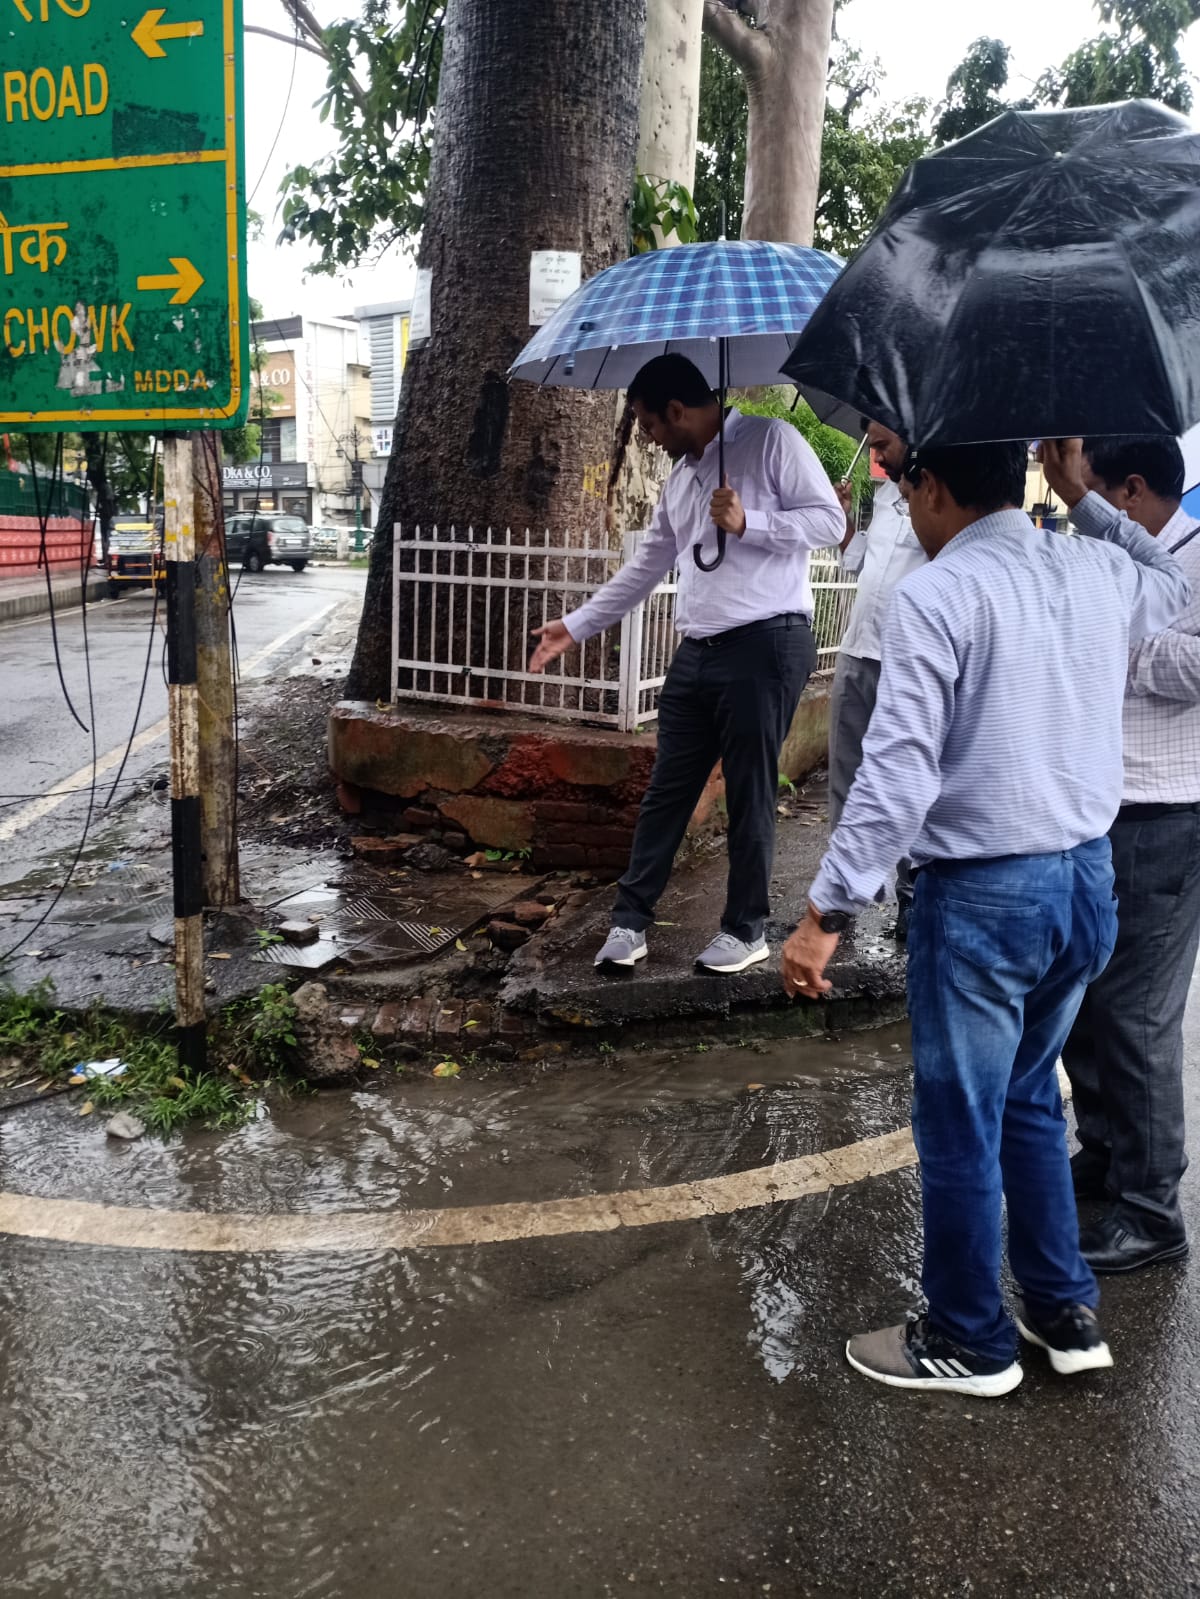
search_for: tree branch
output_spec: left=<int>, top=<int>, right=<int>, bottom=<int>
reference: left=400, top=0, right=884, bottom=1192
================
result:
left=272, top=0, right=370, bottom=117
left=245, top=23, right=328, bottom=58
left=702, top=0, right=771, bottom=73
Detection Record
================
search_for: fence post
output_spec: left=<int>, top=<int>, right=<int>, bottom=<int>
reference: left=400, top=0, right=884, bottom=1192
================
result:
left=617, top=531, right=645, bottom=733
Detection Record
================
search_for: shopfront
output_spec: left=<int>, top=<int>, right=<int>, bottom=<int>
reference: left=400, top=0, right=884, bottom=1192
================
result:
left=221, top=461, right=312, bottom=520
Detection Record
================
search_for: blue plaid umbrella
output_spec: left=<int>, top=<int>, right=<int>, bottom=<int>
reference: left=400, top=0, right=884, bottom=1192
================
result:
left=511, top=239, right=842, bottom=569
left=511, top=239, right=843, bottom=390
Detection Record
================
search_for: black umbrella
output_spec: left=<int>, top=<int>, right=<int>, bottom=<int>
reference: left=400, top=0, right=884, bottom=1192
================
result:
left=784, top=100, right=1200, bottom=446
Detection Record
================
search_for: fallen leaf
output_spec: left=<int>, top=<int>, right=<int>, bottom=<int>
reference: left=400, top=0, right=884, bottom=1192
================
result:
left=168, top=1075, right=188, bottom=1091
left=747, top=1083, right=765, bottom=1093
left=78, top=1100, right=94, bottom=1116
left=455, top=939, right=467, bottom=952
left=432, top=1061, right=461, bottom=1079
left=470, top=871, right=483, bottom=880
left=362, top=1058, right=381, bottom=1069
left=464, top=1019, right=479, bottom=1029
left=68, top=1074, right=86, bottom=1086
left=429, top=927, right=442, bottom=935
left=210, top=952, right=231, bottom=961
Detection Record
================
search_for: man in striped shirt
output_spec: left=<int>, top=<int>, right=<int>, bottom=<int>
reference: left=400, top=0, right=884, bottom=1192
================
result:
left=780, top=439, right=1189, bottom=1399
left=1047, top=437, right=1200, bottom=1275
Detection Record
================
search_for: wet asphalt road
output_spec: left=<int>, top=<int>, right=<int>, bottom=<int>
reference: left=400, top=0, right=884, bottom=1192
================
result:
left=2, top=981, right=1200, bottom=1594
left=0, top=565, right=365, bottom=887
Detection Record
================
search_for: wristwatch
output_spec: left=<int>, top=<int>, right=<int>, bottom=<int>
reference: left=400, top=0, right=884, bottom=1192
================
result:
left=809, top=904, right=852, bottom=935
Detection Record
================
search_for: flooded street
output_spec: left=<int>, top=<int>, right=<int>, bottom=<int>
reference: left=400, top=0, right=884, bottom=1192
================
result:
left=2, top=1009, right=1199, bottom=1598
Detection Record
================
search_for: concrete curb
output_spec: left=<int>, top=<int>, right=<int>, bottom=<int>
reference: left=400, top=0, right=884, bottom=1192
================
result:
left=0, top=574, right=108, bottom=624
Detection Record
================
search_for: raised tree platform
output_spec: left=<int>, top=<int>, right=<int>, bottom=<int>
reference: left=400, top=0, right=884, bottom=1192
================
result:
left=328, top=681, right=831, bottom=869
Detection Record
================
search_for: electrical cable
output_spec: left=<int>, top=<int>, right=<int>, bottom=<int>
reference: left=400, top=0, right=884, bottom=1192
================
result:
left=1, top=437, right=101, bottom=965
left=27, top=437, right=89, bottom=733
left=248, top=11, right=300, bottom=207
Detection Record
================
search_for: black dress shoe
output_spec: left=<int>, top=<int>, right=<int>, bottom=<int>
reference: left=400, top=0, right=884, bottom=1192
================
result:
left=1080, top=1214, right=1189, bottom=1275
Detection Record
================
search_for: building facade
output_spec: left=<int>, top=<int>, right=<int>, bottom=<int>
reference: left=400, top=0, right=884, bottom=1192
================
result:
left=222, top=314, right=373, bottom=527
left=354, top=299, right=411, bottom=526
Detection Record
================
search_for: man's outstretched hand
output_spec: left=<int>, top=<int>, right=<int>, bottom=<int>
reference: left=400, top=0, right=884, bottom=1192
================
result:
left=780, top=913, right=838, bottom=1000
left=529, top=619, right=577, bottom=674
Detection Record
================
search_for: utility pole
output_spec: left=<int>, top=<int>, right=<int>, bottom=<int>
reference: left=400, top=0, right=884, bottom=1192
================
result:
left=345, top=424, right=365, bottom=552
left=192, top=434, right=240, bottom=907
left=163, top=436, right=206, bottom=1072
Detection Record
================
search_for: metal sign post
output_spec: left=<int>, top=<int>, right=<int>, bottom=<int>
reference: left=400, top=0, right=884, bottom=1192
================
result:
left=163, top=436, right=206, bottom=1069
left=2, top=1, right=248, bottom=1067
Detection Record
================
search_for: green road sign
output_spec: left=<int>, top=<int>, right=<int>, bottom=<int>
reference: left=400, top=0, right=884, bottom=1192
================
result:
left=0, top=0, right=247, bottom=431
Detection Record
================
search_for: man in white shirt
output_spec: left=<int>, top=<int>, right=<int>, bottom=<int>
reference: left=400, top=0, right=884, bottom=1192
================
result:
left=828, top=424, right=928, bottom=937
left=529, top=354, right=843, bottom=975
left=1045, top=435, right=1200, bottom=1275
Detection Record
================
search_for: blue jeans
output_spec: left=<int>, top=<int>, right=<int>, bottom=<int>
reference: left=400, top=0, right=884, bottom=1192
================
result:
left=907, top=841, right=1118, bottom=1362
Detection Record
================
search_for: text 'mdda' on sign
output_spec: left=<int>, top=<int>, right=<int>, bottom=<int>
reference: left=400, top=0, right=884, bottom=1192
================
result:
left=0, top=0, right=248, bottom=431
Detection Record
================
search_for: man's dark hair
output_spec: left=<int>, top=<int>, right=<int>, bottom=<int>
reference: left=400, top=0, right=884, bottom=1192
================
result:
left=628, top=354, right=717, bottom=417
left=903, top=441, right=1029, bottom=513
left=1083, top=435, right=1185, bottom=502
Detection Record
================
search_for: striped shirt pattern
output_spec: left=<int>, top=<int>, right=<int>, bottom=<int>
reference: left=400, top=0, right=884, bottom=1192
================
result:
left=810, top=506, right=1191, bottom=915
left=1071, top=496, right=1200, bottom=804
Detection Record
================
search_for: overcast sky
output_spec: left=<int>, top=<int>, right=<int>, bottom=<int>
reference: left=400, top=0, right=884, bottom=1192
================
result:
left=241, top=0, right=1200, bottom=321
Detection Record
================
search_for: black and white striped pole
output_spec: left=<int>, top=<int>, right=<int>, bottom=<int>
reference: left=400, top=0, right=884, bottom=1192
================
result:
left=163, top=434, right=207, bottom=1071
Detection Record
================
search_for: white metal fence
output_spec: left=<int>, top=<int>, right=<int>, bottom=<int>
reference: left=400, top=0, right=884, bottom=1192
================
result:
left=392, top=523, right=856, bottom=733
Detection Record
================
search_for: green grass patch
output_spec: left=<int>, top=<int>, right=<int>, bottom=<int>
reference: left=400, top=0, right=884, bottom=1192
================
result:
left=0, top=979, right=307, bottom=1136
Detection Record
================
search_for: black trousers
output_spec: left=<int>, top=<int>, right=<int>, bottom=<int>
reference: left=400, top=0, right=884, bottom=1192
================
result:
left=612, top=619, right=816, bottom=942
left=1063, top=803, right=1200, bottom=1239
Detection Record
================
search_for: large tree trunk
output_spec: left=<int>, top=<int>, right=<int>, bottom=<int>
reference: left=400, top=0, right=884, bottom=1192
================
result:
left=640, top=0, right=706, bottom=187
left=609, top=0, right=706, bottom=536
left=345, top=0, right=647, bottom=703
left=703, top=0, right=835, bottom=244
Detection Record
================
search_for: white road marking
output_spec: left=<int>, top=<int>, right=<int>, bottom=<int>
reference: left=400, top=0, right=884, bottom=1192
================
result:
left=0, top=1125, right=920, bottom=1255
left=0, top=601, right=339, bottom=842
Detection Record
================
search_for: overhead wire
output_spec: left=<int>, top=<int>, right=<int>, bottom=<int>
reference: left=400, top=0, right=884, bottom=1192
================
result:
left=1, top=435, right=100, bottom=965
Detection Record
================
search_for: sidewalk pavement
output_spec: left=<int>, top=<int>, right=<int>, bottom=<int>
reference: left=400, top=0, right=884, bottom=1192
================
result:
left=0, top=569, right=108, bottom=624
left=502, top=803, right=907, bottom=1036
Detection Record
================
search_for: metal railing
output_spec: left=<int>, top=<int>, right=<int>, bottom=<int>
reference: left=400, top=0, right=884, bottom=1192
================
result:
left=391, top=524, right=856, bottom=732
left=809, top=551, right=859, bottom=670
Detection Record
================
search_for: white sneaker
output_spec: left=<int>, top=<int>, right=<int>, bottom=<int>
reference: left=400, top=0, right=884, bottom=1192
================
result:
left=694, top=932, right=769, bottom=974
left=594, top=926, right=648, bottom=968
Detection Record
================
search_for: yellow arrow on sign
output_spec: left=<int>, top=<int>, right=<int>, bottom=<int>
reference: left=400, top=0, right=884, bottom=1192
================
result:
left=131, top=7, right=205, bottom=59
left=137, top=257, right=205, bottom=306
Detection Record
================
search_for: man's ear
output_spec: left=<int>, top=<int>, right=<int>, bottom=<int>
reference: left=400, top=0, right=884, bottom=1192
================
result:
left=1124, top=474, right=1148, bottom=504
left=665, top=399, right=686, bottom=427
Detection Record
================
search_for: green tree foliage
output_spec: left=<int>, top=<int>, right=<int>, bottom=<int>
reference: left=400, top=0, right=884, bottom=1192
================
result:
left=932, top=38, right=1034, bottom=145
left=1037, top=0, right=1200, bottom=111
left=694, top=36, right=927, bottom=257
left=279, top=0, right=442, bottom=274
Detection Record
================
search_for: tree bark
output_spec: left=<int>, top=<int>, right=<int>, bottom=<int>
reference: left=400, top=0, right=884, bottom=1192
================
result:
left=703, top=0, right=835, bottom=244
left=607, top=0, right=706, bottom=537
left=640, top=0, right=706, bottom=187
left=345, top=0, right=647, bottom=703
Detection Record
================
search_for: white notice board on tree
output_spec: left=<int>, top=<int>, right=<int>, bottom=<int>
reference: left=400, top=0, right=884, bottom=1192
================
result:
left=529, top=251, right=582, bottom=326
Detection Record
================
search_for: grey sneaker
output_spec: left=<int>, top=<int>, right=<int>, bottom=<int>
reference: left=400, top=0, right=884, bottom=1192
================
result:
left=694, top=931, right=769, bottom=974
left=846, top=1316, right=1023, bottom=1399
left=594, top=926, right=648, bottom=969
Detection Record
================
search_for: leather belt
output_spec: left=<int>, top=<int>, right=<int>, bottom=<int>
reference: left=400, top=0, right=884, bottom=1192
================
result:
left=689, top=612, right=810, bottom=648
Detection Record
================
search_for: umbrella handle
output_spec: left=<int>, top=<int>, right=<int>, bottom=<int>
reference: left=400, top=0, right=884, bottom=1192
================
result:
left=693, top=531, right=727, bottom=571
left=695, top=338, right=730, bottom=573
